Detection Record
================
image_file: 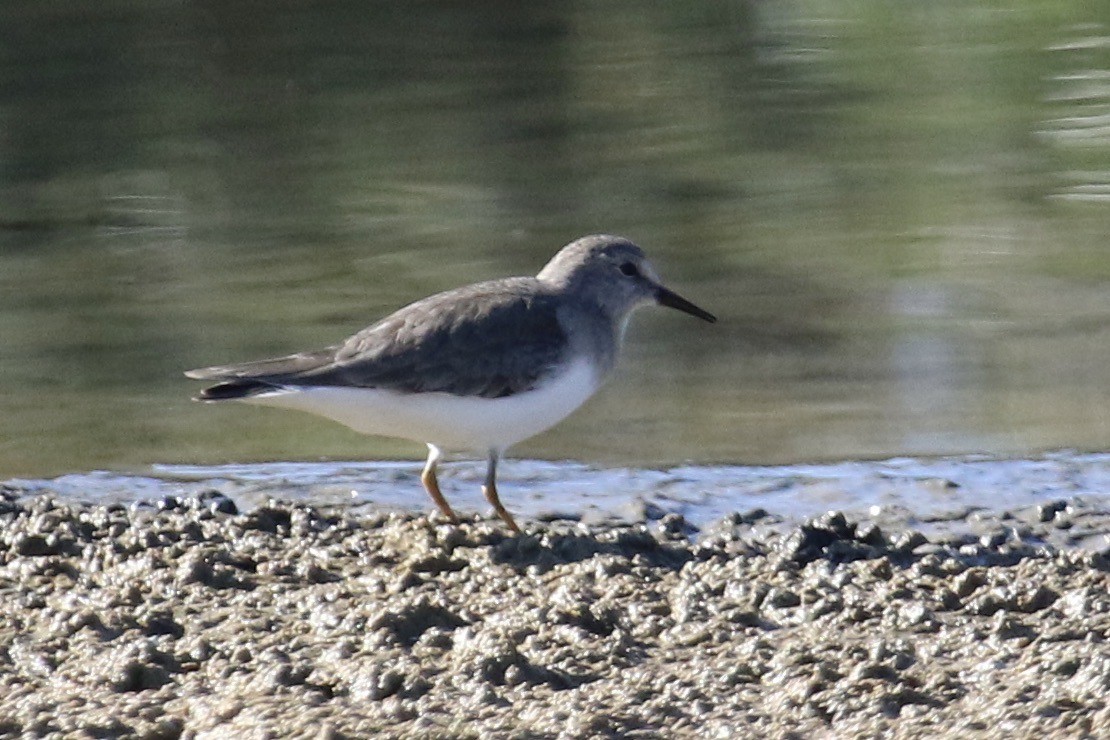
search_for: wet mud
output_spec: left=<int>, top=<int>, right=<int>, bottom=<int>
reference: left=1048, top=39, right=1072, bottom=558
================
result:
left=0, top=488, right=1107, bottom=738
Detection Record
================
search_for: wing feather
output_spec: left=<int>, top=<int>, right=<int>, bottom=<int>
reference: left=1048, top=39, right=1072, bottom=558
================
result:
left=185, top=278, right=569, bottom=400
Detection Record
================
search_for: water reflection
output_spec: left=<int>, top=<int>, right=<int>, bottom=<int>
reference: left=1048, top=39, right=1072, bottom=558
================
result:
left=1, top=3, right=1110, bottom=476
left=1043, top=25, right=1110, bottom=201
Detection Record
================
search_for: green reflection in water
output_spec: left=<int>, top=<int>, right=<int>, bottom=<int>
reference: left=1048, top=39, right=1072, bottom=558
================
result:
left=2, top=1, right=1110, bottom=476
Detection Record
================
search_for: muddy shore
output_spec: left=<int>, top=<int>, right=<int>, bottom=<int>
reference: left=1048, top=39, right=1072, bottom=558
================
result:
left=0, top=488, right=1107, bottom=738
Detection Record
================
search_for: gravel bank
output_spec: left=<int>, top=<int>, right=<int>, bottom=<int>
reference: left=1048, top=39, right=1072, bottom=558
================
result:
left=0, top=489, right=1107, bottom=738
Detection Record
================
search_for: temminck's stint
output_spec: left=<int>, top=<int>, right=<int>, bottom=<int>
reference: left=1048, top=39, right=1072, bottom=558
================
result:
left=186, top=234, right=716, bottom=532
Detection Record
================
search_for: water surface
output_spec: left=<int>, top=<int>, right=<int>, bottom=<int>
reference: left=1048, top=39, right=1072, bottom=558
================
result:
left=2, top=2, right=1110, bottom=476
left=7, top=453, right=1109, bottom=550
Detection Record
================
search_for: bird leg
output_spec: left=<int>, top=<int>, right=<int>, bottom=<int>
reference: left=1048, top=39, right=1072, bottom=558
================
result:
left=420, top=444, right=459, bottom=524
left=482, top=451, right=521, bottom=533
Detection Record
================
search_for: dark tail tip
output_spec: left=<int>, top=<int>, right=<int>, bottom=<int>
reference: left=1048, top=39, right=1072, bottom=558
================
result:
left=196, top=380, right=276, bottom=401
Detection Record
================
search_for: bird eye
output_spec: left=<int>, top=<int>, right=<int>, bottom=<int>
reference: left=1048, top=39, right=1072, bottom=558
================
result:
left=619, top=262, right=639, bottom=277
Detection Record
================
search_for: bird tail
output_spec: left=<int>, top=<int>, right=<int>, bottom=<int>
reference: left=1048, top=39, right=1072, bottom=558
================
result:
left=185, top=348, right=338, bottom=401
left=193, top=380, right=281, bottom=402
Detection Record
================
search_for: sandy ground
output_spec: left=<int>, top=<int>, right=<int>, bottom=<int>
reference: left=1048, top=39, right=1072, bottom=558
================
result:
left=0, top=487, right=1107, bottom=739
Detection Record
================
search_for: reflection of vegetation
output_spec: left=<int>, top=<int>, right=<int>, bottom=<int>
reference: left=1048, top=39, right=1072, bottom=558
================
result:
left=1, top=1, right=1110, bottom=474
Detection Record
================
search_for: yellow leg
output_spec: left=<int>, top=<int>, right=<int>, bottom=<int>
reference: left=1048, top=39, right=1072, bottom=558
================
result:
left=482, top=452, right=521, bottom=534
left=420, top=444, right=459, bottom=523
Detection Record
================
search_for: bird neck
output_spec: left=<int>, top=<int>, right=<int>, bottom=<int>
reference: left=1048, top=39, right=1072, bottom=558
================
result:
left=559, top=301, right=624, bottom=378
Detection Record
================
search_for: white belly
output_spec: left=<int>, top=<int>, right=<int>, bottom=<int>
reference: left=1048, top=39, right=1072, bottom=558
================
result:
left=241, top=357, right=600, bottom=453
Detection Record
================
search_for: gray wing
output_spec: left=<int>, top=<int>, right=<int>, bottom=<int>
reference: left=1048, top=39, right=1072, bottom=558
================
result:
left=184, top=349, right=339, bottom=381
left=186, top=278, right=569, bottom=400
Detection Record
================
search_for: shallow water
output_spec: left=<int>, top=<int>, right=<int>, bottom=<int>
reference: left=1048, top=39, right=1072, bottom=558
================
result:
left=7, top=453, right=1109, bottom=549
left=2, top=3, right=1110, bottom=476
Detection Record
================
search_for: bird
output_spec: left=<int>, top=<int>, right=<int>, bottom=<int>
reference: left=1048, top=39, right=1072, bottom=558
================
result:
left=185, top=234, right=716, bottom=533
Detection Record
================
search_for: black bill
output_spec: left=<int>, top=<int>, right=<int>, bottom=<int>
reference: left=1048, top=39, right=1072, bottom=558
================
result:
left=656, top=286, right=717, bottom=323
